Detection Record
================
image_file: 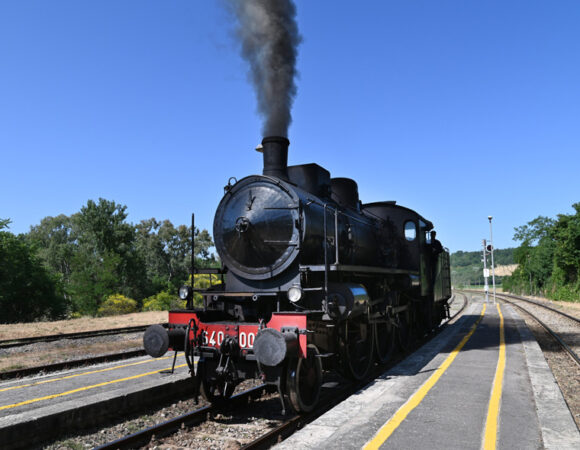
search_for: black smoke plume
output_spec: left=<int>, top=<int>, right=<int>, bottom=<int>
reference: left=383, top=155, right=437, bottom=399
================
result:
left=227, top=0, right=301, bottom=137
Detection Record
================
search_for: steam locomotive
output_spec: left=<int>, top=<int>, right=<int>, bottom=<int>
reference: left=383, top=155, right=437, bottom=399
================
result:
left=144, top=136, right=451, bottom=413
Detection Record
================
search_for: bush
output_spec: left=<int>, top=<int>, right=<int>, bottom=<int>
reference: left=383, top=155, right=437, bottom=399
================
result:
left=143, top=291, right=185, bottom=311
left=185, top=273, right=222, bottom=307
left=142, top=275, right=223, bottom=311
left=551, top=285, right=579, bottom=302
left=98, top=294, right=138, bottom=316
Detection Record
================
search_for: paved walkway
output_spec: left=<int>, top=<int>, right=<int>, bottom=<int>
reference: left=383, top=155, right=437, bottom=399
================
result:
left=276, top=295, right=580, bottom=449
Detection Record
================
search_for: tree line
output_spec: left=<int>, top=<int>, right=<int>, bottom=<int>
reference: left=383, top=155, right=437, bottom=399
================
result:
left=503, top=203, right=580, bottom=301
left=0, top=198, right=217, bottom=323
left=450, top=248, right=515, bottom=288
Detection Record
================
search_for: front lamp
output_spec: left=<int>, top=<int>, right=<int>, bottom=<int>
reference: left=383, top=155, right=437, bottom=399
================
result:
left=179, top=285, right=193, bottom=300
left=287, top=286, right=303, bottom=303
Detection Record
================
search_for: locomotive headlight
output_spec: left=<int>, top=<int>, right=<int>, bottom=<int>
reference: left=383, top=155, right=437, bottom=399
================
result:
left=178, top=285, right=193, bottom=300
left=287, top=286, right=303, bottom=303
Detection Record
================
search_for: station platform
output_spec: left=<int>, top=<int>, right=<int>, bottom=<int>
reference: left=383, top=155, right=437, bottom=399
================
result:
left=0, top=353, right=192, bottom=449
left=277, top=295, right=580, bottom=449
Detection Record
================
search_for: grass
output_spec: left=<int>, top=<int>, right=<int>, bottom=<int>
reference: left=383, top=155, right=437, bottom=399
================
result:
left=0, top=310, right=168, bottom=340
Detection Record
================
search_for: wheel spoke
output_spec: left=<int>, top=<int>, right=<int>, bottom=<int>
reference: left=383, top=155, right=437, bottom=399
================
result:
left=286, top=344, right=322, bottom=413
left=342, top=319, right=374, bottom=380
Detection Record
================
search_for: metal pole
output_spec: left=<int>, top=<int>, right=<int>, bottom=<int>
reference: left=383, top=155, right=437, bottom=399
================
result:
left=488, top=216, right=496, bottom=304
left=482, top=239, right=489, bottom=303
left=323, top=204, right=329, bottom=300
left=190, top=213, right=195, bottom=309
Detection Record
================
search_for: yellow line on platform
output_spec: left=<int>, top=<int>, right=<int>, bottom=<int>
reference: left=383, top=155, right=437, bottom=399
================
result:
left=0, top=355, right=174, bottom=393
left=483, top=304, right=505, bottom=450
left=363, top=304, right=487, bottom=450
left=0, top=363, right=189, bottom=411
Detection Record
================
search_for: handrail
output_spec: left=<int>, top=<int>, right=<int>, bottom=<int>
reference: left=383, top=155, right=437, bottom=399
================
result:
left=322, top=203, right=340, bottom=304
left=323, top=203, right=329, bottom=300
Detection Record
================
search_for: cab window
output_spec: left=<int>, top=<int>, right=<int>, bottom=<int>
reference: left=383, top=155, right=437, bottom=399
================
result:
left=404, top=221, right=416, bottom=241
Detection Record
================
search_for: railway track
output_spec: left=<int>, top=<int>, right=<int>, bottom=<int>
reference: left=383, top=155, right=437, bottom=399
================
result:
left=93, top=295, right=469, bottom=449
left=94, top=385, right=268, bottom=450
left=446, top=292, right=468, bottom=323
left=496, top=292, right=580, bottom=325
left=462, top=290, right=580, bottom=364
left=0, top=324, right=164, bottom=350
left=494, top=293, right=580, bottom=366
left=94, top=366, right=370, bottom=449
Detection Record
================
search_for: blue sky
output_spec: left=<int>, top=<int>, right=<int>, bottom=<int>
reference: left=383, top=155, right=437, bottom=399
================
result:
left=1, top=1, right=579, bottom=253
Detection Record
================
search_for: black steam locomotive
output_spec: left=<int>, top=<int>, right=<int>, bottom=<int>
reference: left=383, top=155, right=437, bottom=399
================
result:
left=144, top=136, right=451, bottom=413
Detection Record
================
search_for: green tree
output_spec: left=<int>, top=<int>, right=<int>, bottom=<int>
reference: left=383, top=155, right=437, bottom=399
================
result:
left=69, top=199, right=143, bottom=315
left=0, top=219, right=66, bottom=323
left=504, top=205, right=580, bottom=301
left=135, top=218, right=217, bottom=296
left=19, top=200, right=219, bottom=319
left=552, top=204, right=580, bottom=284
left=505, top=216, right=555, bottom=296
left=548, top=203, right=580, bottom=300
left=26, top=214, right=76, bottom=301
left=135, top=218, right=168, bottom=295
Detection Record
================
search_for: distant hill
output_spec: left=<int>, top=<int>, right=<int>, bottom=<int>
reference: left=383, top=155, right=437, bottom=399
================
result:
left=450, top=248, right=515, bottom=287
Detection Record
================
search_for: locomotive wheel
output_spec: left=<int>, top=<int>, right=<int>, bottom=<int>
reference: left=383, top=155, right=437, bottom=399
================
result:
left=374, top=319, right=396, bottom=364
left=286, top=344, right=323, bottom=413
left=200, top=377, right=235, bottom=404
left=341, top=318, right=374, bottom=380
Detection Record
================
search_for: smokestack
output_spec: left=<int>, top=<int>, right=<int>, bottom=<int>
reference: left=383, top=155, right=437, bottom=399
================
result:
left=257, top=136, right=289, bottom=180
left=227, top=0, right=301, bottom=137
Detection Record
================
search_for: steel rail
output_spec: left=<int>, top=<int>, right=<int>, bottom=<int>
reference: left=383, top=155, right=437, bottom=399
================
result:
left=442, top=292, right=468, bottom=325
left=498, top=292, right=580, bottom=325
left=240, top=361, right=402, bottom=450
left=495, top=294, right=580, bottom=366
left=241, top=388, right=345, bottom=450
left=0, top=349, right=147, bottom=380
left=452, top=293, right=468, bottom=319
left=462, top=289, right=580, bottom=325
left=0, top=324, right=164, bottom=349
left=94, top=385, right=267, bottom=450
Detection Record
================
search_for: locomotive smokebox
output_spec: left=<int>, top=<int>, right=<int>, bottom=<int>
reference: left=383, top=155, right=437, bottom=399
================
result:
left=257, top=136, right=290, bottom=181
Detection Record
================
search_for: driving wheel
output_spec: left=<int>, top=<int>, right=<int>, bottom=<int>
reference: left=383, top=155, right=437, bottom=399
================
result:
left=341, top=318, right=374, bottom=380
left=286, top=344, right=323, bottom=413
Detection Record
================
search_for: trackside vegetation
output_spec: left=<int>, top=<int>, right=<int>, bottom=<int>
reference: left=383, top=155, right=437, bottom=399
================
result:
left=450, top=203, right=580, bottom=302
left=0, top=199, right=217, bottom=323
left=450, top=248, right=515, bottom=288
left=503, top=203, right=580, bottom=301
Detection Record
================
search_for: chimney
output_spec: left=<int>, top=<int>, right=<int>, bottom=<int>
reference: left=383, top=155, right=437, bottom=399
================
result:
left=256, top=136, right=290, bottom=181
